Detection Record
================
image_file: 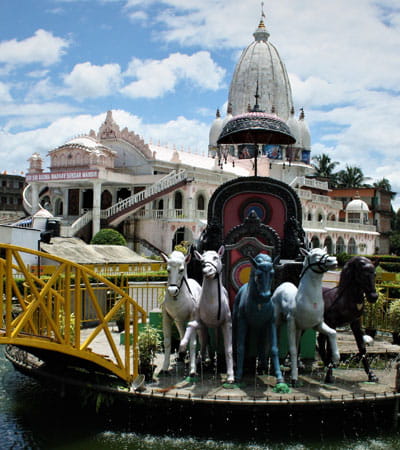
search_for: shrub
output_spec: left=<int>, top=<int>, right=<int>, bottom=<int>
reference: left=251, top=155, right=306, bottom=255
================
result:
left=90, top=229, right=127, bottom=246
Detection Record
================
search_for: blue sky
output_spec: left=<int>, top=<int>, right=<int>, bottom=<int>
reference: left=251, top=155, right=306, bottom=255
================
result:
left=1, top=0, right=399, bottom=209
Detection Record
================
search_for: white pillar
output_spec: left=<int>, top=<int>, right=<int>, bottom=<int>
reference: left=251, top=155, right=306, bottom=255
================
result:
left=63, top=188, right=69, bottom=218
left=92, top=181, right=102, bottom=237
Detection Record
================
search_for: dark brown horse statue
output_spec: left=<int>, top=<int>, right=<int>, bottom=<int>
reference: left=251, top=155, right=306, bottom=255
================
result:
left=318, top=256, right=379, bottom=383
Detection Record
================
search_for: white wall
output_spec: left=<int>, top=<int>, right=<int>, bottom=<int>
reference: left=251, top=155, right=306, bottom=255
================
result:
left=0, top=225, right=42, bottom=267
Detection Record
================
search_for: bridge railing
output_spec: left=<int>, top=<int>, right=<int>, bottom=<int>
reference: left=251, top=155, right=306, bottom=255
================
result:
left=0, top=244, right=147, bottom=383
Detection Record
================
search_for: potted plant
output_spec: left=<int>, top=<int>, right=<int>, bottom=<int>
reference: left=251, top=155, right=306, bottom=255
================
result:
left=138, top=324, right=161, bottom=381
left=389, top=299, right=400, bottom=345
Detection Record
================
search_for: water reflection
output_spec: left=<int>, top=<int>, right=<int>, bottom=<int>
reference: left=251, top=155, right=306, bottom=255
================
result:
left=1, top=347, right=400, bottom=449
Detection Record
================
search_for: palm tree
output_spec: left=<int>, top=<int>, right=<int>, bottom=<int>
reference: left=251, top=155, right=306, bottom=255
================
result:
left=311, top=153, right=339, bottom=187
left=336, top=165, right=371, bottom=188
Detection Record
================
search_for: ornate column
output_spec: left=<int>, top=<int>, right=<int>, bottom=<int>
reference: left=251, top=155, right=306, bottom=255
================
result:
left=63, top=189, right=69, bottom=219
left=92, top=181, right=102, bottom=236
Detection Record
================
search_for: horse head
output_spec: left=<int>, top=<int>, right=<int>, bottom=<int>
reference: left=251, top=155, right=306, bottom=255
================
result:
left=162, top=250, right=191, bottom=297
left=194, top=245, right=224, bottom=280
left=341, top=256, right=378, bottom=303
left=300, top=247, right=337, bottom=277
left=250, top=253, right=276, bottom=300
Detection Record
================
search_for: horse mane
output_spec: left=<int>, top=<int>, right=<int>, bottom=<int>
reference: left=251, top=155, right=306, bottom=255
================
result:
left=336, top=256, right=365, bottom=298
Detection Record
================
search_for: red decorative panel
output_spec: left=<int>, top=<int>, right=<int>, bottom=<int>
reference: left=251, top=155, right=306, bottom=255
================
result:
left=223, top=193, right=286, bottom=239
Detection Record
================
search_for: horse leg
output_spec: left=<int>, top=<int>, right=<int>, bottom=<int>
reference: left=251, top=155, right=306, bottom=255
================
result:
left=316, top=322, right=340, bottom=365
left=221, top=321, right=234, bottom=383
left=179, top=320, right=198, bottom=353
left=197, top=325, right=209, bottom=365
left=160, top=311, right=173, bottom=373
left=316, top=331, right=334, bottom=383
left=351, top=320, right=378, bottom=382
left=235, top=318, right=247, bottom=383
left=287, top=318, right=299, bottom=386
left=317, top=332, right=329, bottom=366
left=176, top=321, right=197, bottom=377
left=268, top=322, right=284, bottom=384
left=257, top=328, right=268, bottom=375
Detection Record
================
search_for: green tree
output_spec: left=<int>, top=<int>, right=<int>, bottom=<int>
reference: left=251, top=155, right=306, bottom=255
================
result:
left=90, top=228, right=127, bottom=246
left=336, top=165, right=371, bottom=188
left=390, top=232, right=400, bottom=256
left=311, top=153, right=339, bottom=187
left=373, top=178, right=396, bottom=199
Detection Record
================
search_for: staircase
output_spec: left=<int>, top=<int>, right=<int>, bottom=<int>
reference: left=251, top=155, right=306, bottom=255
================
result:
left=102, top=170, right=191, bottom=227
left=60, top=210, right=93, bottom=237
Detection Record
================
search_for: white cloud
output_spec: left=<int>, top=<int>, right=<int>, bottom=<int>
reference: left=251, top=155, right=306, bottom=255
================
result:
left=0, top=102, right=82, bottom=131
left=63, top=62, right=122, bottom=99
left=0, top=29, right=69, bottom=67
left=0, top=82, right=12, bottom=102
left=0, top=110, right=209, bottom=174
left=122, top=51, right=225, bottom=98
left=25, top=78, right=58, bottom=102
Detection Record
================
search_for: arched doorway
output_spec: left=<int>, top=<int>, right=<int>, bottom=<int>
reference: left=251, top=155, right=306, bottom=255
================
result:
left=323, top=236, right=333, bottom=254
left=54, top=197, right=63, bottom=216
left=172, top=227, right=193, bottom=251
left=117, top=187, right=131, bottom=201
left=101, top=190, right=112, bottom=209
left=348, top=237, right=357, bottom=255
left=311, top=236, right=320, bottom=248
left=174, top=191, right=183, bottom=210
left=82, top=189, right=93, bottom=210
left=336, top=236, right=345, bottom=254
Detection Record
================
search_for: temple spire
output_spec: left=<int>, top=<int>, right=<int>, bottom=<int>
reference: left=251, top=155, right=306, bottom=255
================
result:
left=254, top=2, right=270, bottom=41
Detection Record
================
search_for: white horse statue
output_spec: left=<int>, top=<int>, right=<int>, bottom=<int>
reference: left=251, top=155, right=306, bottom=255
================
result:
left=272, top=247, right=339, bottom=386
left=180, top=245, right=234, bottom=384
left=160, top=250, right=202, bottom=376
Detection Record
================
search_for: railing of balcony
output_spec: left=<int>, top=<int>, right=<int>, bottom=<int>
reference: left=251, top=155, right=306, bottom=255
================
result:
left=303, top=219, right=377, bottom=232
left=134, top=209, right=206, bottom=221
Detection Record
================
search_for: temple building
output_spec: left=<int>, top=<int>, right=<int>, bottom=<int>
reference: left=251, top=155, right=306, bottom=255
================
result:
left=21, top=13, right=385, bottom=256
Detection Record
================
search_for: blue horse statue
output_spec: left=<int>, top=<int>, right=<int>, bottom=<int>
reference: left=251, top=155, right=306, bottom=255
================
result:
left=233, top=253, right=288, bottom=391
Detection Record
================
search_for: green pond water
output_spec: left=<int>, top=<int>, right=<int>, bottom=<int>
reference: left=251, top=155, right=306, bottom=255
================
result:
left=1, top=346, right=400, bottom=450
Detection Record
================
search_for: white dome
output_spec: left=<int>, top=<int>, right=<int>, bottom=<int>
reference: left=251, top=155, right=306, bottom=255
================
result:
left=209, top=110, right=224, bottom=147
left=346, top=197, right=369, bottom=212
left=228, top=18, right=294, bottom=120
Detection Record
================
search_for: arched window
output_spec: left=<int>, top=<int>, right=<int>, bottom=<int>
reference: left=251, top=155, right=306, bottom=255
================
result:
left=197, top=194, right=205, bottom=211
left=307, top=212, right=312, bottom=221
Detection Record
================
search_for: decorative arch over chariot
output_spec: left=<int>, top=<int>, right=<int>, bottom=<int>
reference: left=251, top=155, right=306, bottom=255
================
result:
left=198, top=176, right=305, bottom=305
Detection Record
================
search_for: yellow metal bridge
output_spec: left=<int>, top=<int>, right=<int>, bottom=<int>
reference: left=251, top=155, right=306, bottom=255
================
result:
left=0, top=244, right=148, bottom=384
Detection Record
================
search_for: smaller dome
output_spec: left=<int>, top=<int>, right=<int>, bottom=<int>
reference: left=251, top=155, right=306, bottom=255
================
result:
left=34, top=207, right=54, bottom=218
left=297, top=108, right=311, bottom=150
left=346, top=196, right=369, bottom=212
left=209, top=109, right=224, bottom=147
left=286, top=107, right=300, bottom=144
left=221, top=103, right=233, bottom=128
